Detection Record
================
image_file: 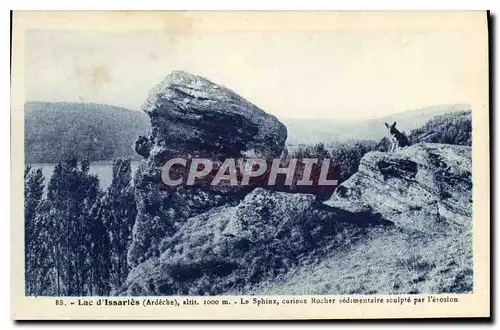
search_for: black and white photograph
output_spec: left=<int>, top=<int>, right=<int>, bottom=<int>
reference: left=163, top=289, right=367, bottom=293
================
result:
left=11, top=10, right=490, bottom=320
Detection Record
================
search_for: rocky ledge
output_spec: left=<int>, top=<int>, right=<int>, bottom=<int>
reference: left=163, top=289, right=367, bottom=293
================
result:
left=325, top=143, right=472, bottom=233
left=121, top=142, right=472, bottom=296
left=119, top=188, right=388, bottom=296
left=123, top=71, right=472, bottom=296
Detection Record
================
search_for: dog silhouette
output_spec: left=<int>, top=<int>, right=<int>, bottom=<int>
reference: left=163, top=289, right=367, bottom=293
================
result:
left=385, top=121, right=410, bottom=152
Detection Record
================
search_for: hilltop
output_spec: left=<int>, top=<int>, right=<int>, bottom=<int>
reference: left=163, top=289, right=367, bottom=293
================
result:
left=25, top=102, right=150, bottom=163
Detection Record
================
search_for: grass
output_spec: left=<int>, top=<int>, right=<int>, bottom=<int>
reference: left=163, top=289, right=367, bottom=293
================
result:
left=249, top=227, right=472, bottom=295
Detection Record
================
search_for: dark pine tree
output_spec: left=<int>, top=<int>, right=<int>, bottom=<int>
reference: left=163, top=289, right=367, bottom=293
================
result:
left=46, top=157, right=108, bottom=296
left=99, top=158, right=138, bottom=291
left=30, top=200, right=58, bottom=295
left=24, top=166, right=45, bottom=295
left=87, top=199, right=111, bottom=295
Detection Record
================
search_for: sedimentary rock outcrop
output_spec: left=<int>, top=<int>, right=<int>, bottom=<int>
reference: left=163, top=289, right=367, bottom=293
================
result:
left=325, top=143, right=472, bottom=233
left=137, top=70, right=287, bottom=160
left=123, top=142, right=472, bottom=295
left=119, top=188, right=385, bottom=296
left=123, top=71, right=473, bottom=296
left=128, top=71, right=287, bottom=267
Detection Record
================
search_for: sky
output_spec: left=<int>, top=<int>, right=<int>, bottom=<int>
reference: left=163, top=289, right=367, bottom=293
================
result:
left=25, top=28, right=477, bottom=120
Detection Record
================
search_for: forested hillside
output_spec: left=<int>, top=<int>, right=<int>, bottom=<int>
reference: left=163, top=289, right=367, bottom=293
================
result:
left=285, top=110, right=473, bottom=196
left=283, top=104, right=471, bottom=145
left=408, top=110, right=472, bottom=146
left=24, top=102, right=470, bottom=163
left=25, top=102, right=150, bottom=163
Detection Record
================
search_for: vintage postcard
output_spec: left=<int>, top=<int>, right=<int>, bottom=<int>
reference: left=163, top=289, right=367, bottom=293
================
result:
left=11, top=11, right=490, bottom=320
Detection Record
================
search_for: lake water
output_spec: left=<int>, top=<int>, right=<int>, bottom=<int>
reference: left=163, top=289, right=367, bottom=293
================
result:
left=31, top=161, right=141, bottom=192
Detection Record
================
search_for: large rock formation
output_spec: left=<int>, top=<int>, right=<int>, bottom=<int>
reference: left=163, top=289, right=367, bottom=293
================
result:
left=137, top=70, right=287, bottom=160
left=128, top=71, right=288, bottom=268
left=119, top=188, right=387, bottom=296
left=325, top=143, right=472, bottom=233
left=123, top=71, right=472, bottom=296
left=122, top=142, right=473, bottom=295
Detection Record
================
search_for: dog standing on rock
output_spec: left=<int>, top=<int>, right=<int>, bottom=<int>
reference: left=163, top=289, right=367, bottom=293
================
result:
left=385, top=121, right=411, bottom=152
